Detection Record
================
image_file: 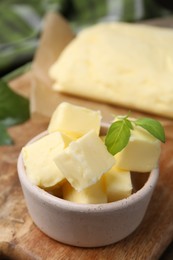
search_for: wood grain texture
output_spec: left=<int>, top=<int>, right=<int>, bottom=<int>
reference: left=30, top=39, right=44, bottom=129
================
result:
left=0, top=71, right=173, bottom=260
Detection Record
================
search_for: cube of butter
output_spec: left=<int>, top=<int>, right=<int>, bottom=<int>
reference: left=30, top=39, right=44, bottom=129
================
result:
left=48, top=102, right=102, bottom=138
left=22, top=132, right=72, bottom=189
left=54, top=130, right=115, bottom=191
left=63, top=178, right=107, bottom=204
left=104, top=165, right=132, bottom=202
left=115, top=125, right=161, bottom=172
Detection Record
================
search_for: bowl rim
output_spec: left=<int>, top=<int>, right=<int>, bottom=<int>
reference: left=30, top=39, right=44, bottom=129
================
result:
left=17, top=125, right=159, bottom=213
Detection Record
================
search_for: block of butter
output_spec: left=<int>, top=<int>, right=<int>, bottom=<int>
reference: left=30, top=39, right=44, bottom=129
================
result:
left=63, top=178, right=107, bottom=204
left=115, top=125, right=161, bottom=172
left=104, top=165, right=132, bottom=202
left=49, top=22, right=173, bottom=118
left=48, top=102, right=101, bottom=138
left=22, top=132, right=72, bottom=189
left=54, top=130, right=115, bottom=191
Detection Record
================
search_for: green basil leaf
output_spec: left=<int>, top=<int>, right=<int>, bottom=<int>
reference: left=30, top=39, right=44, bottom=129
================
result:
left=0, top=80, right=30, bottom=127
left=135, top=117, right=166, bottom=143
left=124, top=118, right=134, bottom=130
left=105, top=120, right=131, bottom=155
left=0, top=124, right=13, bottom=145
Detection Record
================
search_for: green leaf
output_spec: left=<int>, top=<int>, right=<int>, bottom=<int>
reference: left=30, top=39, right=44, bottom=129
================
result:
left=124, top=118, right=134, bottom=130
left=135, top=117, right=166, bottom=143
left=0, top=79, right=30, bottom=145
left=0, top=123, right=13, bottom=145
left=0, top=79, right=30, bottom=128
left=105, top=119, right=131, bottom=155
left=3, top=62, right=31, bottom=82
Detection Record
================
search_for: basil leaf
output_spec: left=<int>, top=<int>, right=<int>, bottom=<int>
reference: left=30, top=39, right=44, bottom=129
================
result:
left=0, top=80, right=30, bottom=127
left=0, top=123, right=13, bottom=145
left=0, top=79, right=30, bottom=145
left=105, top=120, right=131, bottom=155
left=135, top=117, right=165, bottom=143
left=124, top=118, right=133, bottom=130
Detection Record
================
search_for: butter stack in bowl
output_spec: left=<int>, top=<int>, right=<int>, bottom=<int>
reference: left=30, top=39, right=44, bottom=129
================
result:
left=17, top=102, right=165, bottom=247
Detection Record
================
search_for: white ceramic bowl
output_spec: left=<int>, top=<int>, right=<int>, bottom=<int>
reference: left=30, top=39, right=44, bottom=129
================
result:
left=17, top=125, right=159, bottom=247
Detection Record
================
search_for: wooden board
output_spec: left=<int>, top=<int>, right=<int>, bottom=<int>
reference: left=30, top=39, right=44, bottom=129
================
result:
left=0, top=70, right=173, bottom=260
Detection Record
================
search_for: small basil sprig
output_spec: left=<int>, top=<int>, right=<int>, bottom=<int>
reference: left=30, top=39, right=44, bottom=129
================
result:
left=105, top=115, right=165, bottom=156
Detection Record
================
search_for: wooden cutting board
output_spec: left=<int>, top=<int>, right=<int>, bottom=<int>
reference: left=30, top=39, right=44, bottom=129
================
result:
left=0, top=70, right=173, bottom=260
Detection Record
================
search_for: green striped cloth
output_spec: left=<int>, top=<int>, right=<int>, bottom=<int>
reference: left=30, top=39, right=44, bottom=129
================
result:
left=0, top=0, right=172, bottom=76
left=0, top=2, right=42, bottom=75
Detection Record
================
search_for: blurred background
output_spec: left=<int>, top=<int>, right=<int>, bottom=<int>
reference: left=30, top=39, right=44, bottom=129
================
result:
left=0, top=0, right=173, bottom=77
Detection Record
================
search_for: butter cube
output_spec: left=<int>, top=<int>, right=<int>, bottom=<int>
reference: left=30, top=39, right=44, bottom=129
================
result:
left=115, top=126, right=161, bottom=172
left=63, top=178, right=107, bottom=204
left=104, top=165, right=132, bottom=202
left=48, top=186, right=63, bottom=198
left=54, top=130, right=115, bottom=191
left=22, top=132, right=72, bottom=189
left=48, top=102, right=102, bottom=138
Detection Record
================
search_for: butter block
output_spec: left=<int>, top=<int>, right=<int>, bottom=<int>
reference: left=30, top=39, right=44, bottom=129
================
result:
left=54, top=130, right=115, bottom=191
left=48, top=102, right=102, bottom=138
left=104, top=165, right=132, bottom=202
left=115, top=125, right=161, bottom=172
left=49, top=22, right=173, bottom=118
left=22, top=132, right=72, bottom=189
left=63, top=178, right=107, bottom=204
